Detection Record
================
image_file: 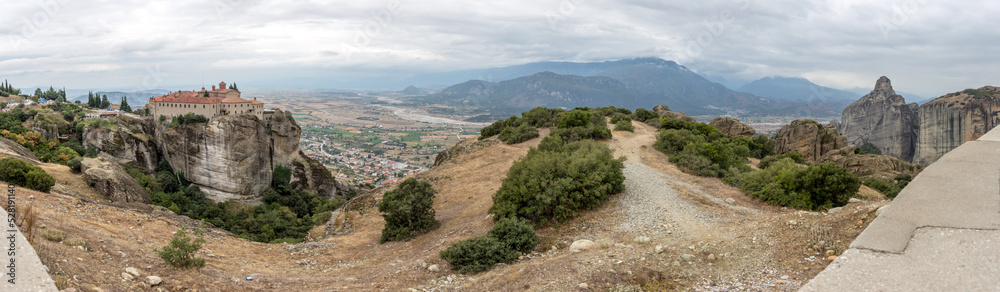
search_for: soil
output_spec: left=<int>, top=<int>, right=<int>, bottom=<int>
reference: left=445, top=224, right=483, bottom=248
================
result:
left=7, top=121, right=887, bottom=291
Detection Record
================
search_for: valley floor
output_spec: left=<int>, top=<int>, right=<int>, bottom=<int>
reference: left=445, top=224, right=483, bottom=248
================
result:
left=11, top=121, right=886, bottom=291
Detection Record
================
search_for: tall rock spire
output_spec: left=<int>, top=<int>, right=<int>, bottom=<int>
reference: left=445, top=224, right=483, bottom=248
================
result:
left=840, top=76, right=919, bottom=162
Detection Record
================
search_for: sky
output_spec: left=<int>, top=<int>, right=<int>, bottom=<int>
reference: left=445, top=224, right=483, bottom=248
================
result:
left=1, top=0, right=998, bottom=98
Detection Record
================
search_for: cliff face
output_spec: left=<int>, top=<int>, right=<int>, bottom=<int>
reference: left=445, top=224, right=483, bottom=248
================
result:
left=773, top=119, right=848, bottom=162
left=144, top=112, right=352, bottom=202
left=840, top=76, right=918, bottom=162
left=83, top=116, right=159, bottom=173
left=914, top=86, right=1000, bottom=164
left=153, top=116, right=274, bottom=203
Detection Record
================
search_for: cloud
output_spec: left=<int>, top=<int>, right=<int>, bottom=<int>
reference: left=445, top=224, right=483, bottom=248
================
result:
left=0, top=0, right=997, bottom=97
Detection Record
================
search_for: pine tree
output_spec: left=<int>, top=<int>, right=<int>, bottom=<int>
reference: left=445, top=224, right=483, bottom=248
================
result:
left=34, top=88, right=42, bottom=98
left=101, top=95, right=110, bottom=108
left=120, top=96, right=131, bottom=112
left=87, top=92, right=94, bottom=107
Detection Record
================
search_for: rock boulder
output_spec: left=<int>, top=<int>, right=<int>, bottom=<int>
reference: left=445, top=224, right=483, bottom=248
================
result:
left=709, top=117, right=755, bottom=137
left=653, top=104, right=696, bottom=122
left=774, top=119, right=848, bottom=162
left=81, top=157, right=151, bottom=204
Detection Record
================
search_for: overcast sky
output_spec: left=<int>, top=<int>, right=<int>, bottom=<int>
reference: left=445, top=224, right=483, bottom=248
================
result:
left=1, top=0, right=997, bottom=98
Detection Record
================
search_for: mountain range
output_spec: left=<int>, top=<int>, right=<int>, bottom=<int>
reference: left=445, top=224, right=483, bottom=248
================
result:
left=410, top=58, right=851, bottom=117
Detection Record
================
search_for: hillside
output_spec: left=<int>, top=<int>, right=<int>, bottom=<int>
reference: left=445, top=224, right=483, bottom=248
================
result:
left=3, top=117, right=892, bottom=291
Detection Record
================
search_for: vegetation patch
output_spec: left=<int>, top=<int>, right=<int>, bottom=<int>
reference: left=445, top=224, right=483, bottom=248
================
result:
left=490, top=135, right=625, bottom=225
left=0, top=157, right=55, bottom=192
left=724, top=158, right=860, bottom=211
left=440, top=218, right=537, bottom=274
left=378, top=178, right=441, bottom=243
left=155, top=225, right=206, bottom=269
left=145, top=162, right=341, bottom=243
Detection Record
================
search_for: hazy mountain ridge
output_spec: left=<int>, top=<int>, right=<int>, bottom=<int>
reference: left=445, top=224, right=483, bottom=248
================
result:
left=417, top=58, right=849, bottom=117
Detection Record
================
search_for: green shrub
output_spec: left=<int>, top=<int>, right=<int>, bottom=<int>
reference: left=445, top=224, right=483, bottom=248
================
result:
left=487, top=218, right=538, bottom=254
left=613, top=120, right=634, bottom=132
left=490, top=136, right=625, bottom=225
left=550, top=124, right=612, bottom=141
left=439, top=236, right=518, bottom=274
left=859, top=142, right=882, bottom=155
left=155, top=225, right=206, bottom=269
left=67, top=157, right=83, bottom=173
left=0, top=157, right=55, bottom=192
left=862, top=177, right=903, bottom=199
left=631, top=108, right=658, bottom=122
left=41, top=229, right=65, bottom=242
left=758, top=151, right=805, bottom=169
left=498, top=123, right=540, bottom=144
left=725, top=159, right=859, bottom=211
left=653, top=129, right=705, bottom=154
left=378, top=178, right=440, bottom=243
left=609, top=113, right=631, bottom=124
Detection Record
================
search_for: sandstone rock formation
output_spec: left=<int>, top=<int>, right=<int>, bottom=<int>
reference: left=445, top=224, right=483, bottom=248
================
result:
left=652, top=104, right=696, bottom=122
left=0, top=136, right=40, bottom=162
left=709, top=117, right=755, bottom=137
left=820, top=146, right=923, bottom=182
left=153, top=115, right=273, bottom=203
left=840, top=76, right=919, bottom=162
left=914, top=86, right=1000, bottom=164
left=81, top=156, right=151, bottom=204
left=773, top=119, right=847, bottom=162
left=83, top=116, right=159, bottom=173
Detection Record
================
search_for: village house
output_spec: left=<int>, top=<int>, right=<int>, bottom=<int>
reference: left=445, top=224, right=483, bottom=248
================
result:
left=145, top=81, right=276, bottom=122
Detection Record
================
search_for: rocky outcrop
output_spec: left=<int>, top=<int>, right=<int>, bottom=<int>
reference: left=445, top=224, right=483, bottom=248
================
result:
left=153, top=115, right=273, bottom=203
left=773, top=119, right=848, bottom=162
left=83, top=116, right=159, bottom=173
left=914, top=86, right=1000, bottom=164
left=820, top=146, right=923, bottom=182
left=0, top=136, right=39, bottom=162
left=81, top=156, right=151, bottom=204
left=840, top=76, right=919, bottom=162
left=148, top=112, right=353, bottom=203
left=269, top=111, right=301, bottom=168
left=709, top=117, right=755, bottom=137
left=652, top=104, right=696, bottom=122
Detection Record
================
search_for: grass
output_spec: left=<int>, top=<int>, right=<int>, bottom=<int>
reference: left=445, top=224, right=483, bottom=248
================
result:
left=42, top=228, right=66, bottom=242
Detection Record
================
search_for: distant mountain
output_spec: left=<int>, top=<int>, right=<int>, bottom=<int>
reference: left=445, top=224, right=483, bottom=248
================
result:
left=739, top=77, right=859, bottom=103
left=72, top=90, right=168, bottom=106
left=418, top=58, right=847, bottom=117
left=421, top=72, right=640, bottom=113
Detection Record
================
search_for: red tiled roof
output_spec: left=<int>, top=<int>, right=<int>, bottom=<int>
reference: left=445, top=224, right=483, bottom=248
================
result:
left=148, top=91, right=217, bottom=104
left=220, top=96, right=250, bottom=103
left=251, top=100, right=264, bottom=105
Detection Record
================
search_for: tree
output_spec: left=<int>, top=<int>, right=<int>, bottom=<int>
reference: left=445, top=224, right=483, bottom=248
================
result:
left=378, top=178, right=440, bottom=243
left=202, top=91, right=210, bottom=97
left=33, top=88, right=42, bottom=98
left=100, top=95, right=110, bottom=108
left=120, top=96, right=132, bottom=112
left=154, top=225, right=206, bottom=269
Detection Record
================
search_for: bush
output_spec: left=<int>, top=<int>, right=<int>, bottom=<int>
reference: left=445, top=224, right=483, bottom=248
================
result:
left=758, top=151, right=805, bottom=169
left=490, top=136, right=625, bottom=225
left=859, top=142, right=882, bottom=155
left=725, top=159, right=859, bottom=211
left=439, top=236, right=518, bottom=274
left=0, top=157, right=55, bottom=192
left=41, top=229, right=65, bottom=242
left=497, top=123, right=539, bottom=144
left=378, top=178, right=440, bottom=243
left=67, top=157, right=83, bottom=173
left=487, top=218, right=538, bottom=254
left=609, top=113, right=631, bottom=124
left=863, top=177, right=904, bottom=199
left=613, top=120, right=634, bottom=132
left=632, top=108, right=658, bottom=122
left=155, top=225, right=206, bottom=269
